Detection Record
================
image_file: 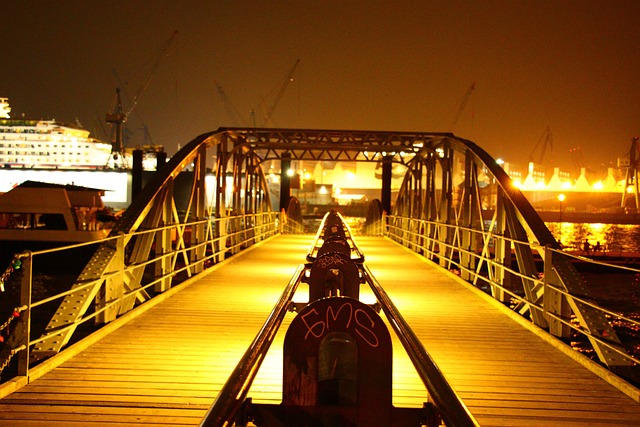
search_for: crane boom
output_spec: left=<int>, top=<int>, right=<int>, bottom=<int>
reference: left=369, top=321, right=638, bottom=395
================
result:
left=529, top=125, right=553, bottom=165
left=125, top=29, right=178, bottom=120
left=106, top=30, right=178, bottom=168
left=263, top=58, right=300, bottom=126
left=449, top=82, right=475, bottom=131
left=216, top=83, right=248, bottom=126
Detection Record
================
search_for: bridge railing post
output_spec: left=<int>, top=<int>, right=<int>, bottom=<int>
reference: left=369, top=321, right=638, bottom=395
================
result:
left=17, top=251, right=32, bottom=377
left=228, top=214, right=240, bottom=255
left=254, top=213, right=263, bottom=242
left=214, top=215, right=228, bottom=263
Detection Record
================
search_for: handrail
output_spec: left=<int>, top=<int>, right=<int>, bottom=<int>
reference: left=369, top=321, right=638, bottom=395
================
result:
left=385, top=213, right=640, bottom=371
left=305, top=210, right=365, bottom=262
left=199, top=264, right=305, bottom=427
left=362, top=264, right=480, bottom=427
left=0, top=212, right=279, bottom=383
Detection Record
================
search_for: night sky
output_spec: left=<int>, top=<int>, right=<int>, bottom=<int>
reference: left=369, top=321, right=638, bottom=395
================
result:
left=3, top=1, right=640, bottom=174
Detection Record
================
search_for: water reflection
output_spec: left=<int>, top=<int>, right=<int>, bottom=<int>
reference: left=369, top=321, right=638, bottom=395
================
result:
left=548, top=222, right=640, bottom=254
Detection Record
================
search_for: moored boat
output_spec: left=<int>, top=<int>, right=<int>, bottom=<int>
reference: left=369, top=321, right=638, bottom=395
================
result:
left=0, top=181, right=117, bottom=259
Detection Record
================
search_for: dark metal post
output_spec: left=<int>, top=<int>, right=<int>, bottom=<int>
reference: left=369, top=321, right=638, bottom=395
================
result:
left=156, top=150, right=167, bottom=169
left=381, top=155, right=392, bottom=214
left=17, top=251, right=32, bottom=376
left=280, top=152, right=292, bottom=212
left=132, top=149, right=143, bottom=200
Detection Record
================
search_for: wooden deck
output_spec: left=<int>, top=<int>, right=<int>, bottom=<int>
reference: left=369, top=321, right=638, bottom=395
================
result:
left=0, top=234, right=639, bottom=426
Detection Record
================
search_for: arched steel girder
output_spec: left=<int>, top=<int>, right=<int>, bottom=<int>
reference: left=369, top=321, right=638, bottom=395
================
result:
left=392, top=135, right=631, bottom=368
left=394, top=135, right=557, bottom=246
left=33, top=130, right=273, bottom=356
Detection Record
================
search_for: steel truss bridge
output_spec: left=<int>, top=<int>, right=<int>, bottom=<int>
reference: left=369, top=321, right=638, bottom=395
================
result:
left=1, top=128, right=639, bottom=425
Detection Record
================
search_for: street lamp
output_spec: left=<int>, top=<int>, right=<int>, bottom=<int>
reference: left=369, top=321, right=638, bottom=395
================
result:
left=557, top=193, right=566, bottom=246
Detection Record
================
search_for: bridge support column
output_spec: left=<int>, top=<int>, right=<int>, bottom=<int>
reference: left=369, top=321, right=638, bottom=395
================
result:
left=215, top=136, right=229, bottom=262
left=155, top=179, right=174, bottom=292
left=438, top=144, right=455, bottom=268
left=280, top=153, right=292, bottom=212
left=132, top=149, right=143, bottom=200
left=381, top=155, right=392, bottom=215
left=460, top=153, right=478, bottom=281
left=191, top=145, right=207, bottom=274
left=492, top=190, right=512, bottom=302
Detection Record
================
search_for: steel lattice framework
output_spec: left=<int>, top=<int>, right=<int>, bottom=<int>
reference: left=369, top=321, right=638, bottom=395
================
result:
left=219, top=127, right=452, bottom=164
left=390, top=134, right=631, bottom=369
left=32, top=128, right=631, bottom=370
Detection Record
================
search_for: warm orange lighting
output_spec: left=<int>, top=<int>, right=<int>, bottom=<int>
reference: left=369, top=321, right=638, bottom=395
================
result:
left=557, top=193, right=566, bottom=202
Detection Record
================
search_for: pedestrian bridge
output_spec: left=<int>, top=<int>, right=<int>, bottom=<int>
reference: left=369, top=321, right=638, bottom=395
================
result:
left=1, top=231, right=640, bottom=426
left=0, top=128, right=639, bottom=426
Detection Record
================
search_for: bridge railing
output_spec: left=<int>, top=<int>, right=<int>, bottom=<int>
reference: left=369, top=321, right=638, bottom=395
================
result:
left=0, top=211, right=278, bottom=387
left=386, top=214, right=640, bottom=379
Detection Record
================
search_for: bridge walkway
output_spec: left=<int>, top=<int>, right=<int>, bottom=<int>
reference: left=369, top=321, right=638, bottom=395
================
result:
left=0, top=235, right=639, bottom=426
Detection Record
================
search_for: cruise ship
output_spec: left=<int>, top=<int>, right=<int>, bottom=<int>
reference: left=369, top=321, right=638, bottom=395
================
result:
left=0, top=97, right=113, bottom=169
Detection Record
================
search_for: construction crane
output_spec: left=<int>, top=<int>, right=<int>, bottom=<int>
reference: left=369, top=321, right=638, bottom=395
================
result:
left=106, top=30, right=178, bottom=168
left=449, top=82, right=475, bottom=132
left=262, top=58, right=300, bottom=127
left=529, top=125, right=554, bottom=165
left=215, top=83, right=249, bottom=127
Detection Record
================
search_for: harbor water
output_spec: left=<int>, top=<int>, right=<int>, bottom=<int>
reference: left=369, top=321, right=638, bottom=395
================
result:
left=547, top=221, right=640, bottom=255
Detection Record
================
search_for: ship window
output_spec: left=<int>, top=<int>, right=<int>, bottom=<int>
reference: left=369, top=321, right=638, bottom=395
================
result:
left=0, top=213, right=33, bottom=229
left=0, top=213, right=66, bottom=230
left=39, top=214, right=67, bottom=230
